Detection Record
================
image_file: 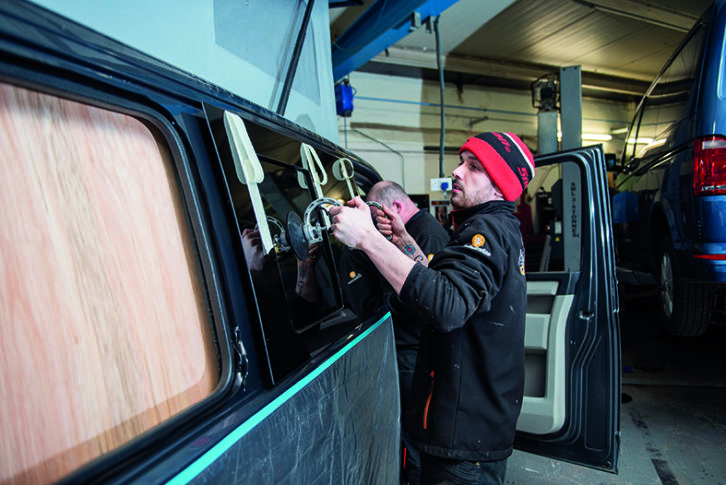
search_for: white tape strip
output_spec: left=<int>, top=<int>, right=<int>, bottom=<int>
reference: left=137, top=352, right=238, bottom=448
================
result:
left=333, top=157, right=357, bottom=199
left=300, top=143, right=327, bottom=200
left=223, top=111, right=274, bottom=255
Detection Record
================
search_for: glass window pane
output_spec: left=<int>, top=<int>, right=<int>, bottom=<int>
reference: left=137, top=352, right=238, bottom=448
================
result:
left=205, top=107, right=367, bottom=383
left=0, top=83, right=218, bottom=484
left=632, top=24, right=707, bottom=159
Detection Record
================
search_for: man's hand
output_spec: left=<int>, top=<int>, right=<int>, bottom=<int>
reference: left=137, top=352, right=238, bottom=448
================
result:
left=296, top=243, right=319, bottom=303
left=241, top=228, right=269, bottom=272
left=377, top=204, right=408, bottom=246
left=331, top=197, right=420, bottom=294
left=329, top=196, right=380, bottom=249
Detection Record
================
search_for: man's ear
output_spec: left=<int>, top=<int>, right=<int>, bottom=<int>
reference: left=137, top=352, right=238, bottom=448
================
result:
left=391, top=200, right=403, bottom=213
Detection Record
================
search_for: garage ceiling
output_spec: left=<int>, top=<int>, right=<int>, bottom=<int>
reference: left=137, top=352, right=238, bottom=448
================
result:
left=330, top=0, right=714, bottom=102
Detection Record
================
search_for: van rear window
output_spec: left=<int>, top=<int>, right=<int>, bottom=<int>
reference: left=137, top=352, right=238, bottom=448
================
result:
left=0, top=83, right=218, bottom=484
left=628, top=22, right=707, bottom=160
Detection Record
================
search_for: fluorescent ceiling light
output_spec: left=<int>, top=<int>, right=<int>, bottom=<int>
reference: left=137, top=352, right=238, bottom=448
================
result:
left=557, top=132, right=612, bottom=141
left=626, top=137, right=655, bottom=144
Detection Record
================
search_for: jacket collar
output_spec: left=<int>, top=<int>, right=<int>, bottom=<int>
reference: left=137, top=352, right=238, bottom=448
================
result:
left=449, top=200, right=515, bottom=231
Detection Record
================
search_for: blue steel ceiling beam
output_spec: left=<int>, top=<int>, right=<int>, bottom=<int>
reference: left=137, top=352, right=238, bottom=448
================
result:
left=332, top=0, right=459, bottom=82
left=329, top=1, right=365, bottom=7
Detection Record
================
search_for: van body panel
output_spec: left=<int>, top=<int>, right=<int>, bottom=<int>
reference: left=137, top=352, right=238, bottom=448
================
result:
left=159, top=314, right=400, bottom=485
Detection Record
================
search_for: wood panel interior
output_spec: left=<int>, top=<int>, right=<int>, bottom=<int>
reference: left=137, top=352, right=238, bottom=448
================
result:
left=0, top=83, right=218, bottom=484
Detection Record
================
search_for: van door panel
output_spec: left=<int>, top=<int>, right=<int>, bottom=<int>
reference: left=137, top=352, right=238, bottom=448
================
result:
left=520, top=280, right=573, bottom=434
left=517, top=146, right=621, bottom=473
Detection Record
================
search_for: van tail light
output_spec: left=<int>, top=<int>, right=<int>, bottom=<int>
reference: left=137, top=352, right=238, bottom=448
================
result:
left=693, top=254, right=726, bottom=260
left=693, top=136, right=726, bottom=196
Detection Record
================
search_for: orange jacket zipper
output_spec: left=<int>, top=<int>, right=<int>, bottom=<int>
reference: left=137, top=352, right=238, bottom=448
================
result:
left=423, top=370, right=434, bottom=429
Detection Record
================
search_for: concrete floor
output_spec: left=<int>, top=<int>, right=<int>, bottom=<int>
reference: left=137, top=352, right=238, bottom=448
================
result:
left=506, top=291, right=726, bottom=485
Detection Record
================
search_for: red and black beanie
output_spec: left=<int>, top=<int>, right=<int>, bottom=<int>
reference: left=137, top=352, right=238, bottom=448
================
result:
left=459, top=132, right=535, bottom=201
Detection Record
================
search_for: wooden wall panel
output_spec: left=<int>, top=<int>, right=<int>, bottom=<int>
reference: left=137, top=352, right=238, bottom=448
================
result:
left=0, top=83, right=218, bottom=484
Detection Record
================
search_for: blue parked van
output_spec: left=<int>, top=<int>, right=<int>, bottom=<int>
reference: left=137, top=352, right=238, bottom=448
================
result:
left=613, top=0, right=726, bottom=336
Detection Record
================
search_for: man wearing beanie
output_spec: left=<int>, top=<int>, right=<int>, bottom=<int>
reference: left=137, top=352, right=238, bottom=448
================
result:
left=339, top=180, right=449, bottom=485
left=330, top=132, right=534, bottom=484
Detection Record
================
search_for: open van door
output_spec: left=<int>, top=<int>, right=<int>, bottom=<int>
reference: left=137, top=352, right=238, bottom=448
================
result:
left=515, top=145, right=621, bottom=472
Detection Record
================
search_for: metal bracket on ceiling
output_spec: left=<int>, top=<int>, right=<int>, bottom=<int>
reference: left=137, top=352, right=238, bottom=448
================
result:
left=331, top=0, right=459, bottom=82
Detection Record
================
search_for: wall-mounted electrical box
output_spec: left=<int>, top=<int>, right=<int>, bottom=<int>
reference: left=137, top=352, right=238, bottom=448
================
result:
left=430, top=177, right=452, bottom=192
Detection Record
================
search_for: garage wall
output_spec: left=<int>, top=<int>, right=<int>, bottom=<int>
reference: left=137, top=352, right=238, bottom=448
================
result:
left=339, top=71, right=635, bottom=199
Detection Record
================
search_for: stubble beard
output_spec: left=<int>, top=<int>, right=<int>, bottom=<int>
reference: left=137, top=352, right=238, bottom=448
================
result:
left=450, top=185, right=501, bottom=210
left=449, top=190, right=463, bottom=210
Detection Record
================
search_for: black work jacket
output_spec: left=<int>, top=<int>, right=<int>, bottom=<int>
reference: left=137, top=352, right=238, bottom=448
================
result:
left=400, top=201, right=526, bottom=462
left=338, top=210, right=448, bottom=354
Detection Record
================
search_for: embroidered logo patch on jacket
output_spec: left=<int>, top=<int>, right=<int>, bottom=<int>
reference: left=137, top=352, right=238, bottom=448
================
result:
left=464, top=234, right=491, bottom=257
left=471, top=234, right=486, bottom=247
left=519, top=248, right=526, bottom=275
left=348, top=271, right=362, bottom=284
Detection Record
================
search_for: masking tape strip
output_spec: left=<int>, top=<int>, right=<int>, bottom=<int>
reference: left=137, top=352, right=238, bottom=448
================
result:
left=300, top=143, right=327, bottom=200
left=223, top=111, right=274, bottom=254
left=333, top=158, right=356, bottom=200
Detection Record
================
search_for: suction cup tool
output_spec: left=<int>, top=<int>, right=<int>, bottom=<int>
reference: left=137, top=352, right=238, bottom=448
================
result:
left=286, top=211, right=309, bottom=261
left=304, top=197, right=342, bottom=244
left=366, top=201, right=392, bottom=240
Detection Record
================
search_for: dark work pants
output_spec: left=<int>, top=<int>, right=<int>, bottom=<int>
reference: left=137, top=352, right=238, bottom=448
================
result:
left=398, top=350, right=420, bottom=484
left=419, top=453, right=507, bottom=485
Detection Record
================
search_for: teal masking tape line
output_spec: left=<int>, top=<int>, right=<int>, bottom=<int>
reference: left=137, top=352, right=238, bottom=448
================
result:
left=167, top=313, right=391, bottom=485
